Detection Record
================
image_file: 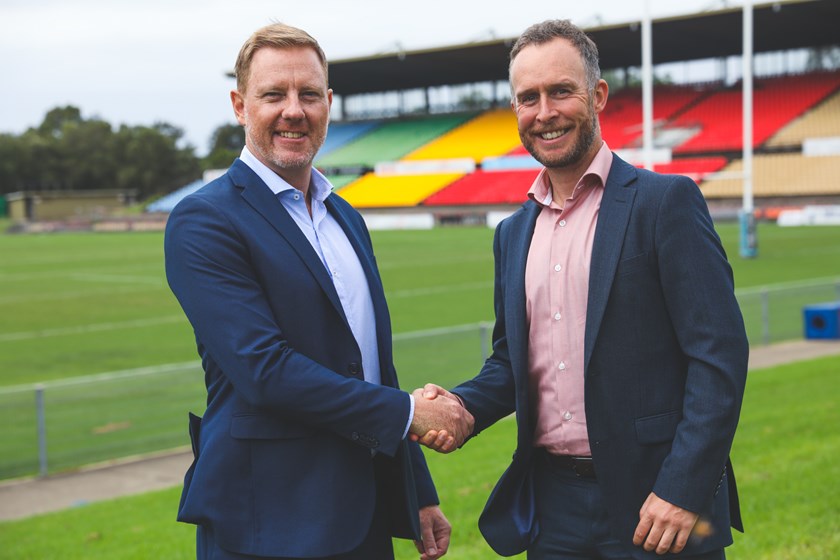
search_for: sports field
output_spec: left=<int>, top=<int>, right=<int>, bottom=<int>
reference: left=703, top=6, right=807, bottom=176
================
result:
left=1, top=221, right=840, bottom=558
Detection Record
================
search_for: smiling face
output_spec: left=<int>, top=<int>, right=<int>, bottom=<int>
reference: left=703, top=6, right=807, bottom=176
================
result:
left=231, top=46, right=332, bottom=189
left=510, top=37, right=608, bottom=179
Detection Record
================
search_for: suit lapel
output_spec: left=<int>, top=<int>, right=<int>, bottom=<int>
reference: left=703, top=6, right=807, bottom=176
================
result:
left=229, top=161, right=349, bottom=326
left=507, top=201, right=541, bottom=382
left=324, top=195, right=398, bottom=385
left=584, top=155, right=638, bottom=373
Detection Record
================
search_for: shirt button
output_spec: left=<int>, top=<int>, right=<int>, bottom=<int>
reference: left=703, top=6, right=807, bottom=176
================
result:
left=293, top=193, right=300, bottom=200
left=554, top=264, right=562, bottom=272
left=559, top=219, right=567, bottom=227
left=558, top=361, right=566, bottom=370
left=554, top=312, right=561, bottom=321
left=563, top=411, right=573, bottom=421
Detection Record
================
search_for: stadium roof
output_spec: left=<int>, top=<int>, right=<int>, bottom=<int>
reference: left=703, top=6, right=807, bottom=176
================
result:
left=327, top=0, right=839, bottom=96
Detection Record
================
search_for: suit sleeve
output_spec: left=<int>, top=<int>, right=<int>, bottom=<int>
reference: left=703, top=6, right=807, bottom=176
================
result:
left=650, top=177, right=749, bottom=513
left=164, top=194, right=410, bottom=457
left=453, top=222, right=518, bottom=436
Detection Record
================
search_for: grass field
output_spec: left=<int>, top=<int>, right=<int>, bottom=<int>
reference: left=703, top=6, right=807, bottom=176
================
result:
left=0, top=222, right=839, bottom=555
left=2, top=223, right=839, bottom=388
left=1, top=354, right=837, bottom=559
left=1, top=224, right=840, bottom=478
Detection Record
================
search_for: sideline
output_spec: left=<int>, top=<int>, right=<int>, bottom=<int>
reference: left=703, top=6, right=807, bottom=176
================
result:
left=1, top=339, right=839, bottom=523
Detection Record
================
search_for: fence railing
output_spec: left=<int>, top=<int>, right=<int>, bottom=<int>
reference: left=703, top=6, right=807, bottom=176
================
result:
left=2, top=279, right=838, bottom=481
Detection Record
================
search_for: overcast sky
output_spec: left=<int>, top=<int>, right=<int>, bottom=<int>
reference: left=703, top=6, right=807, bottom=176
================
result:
left=1, top=0, right=735, bottom=155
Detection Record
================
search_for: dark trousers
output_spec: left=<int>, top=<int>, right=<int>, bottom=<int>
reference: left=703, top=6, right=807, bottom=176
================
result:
left=528, top=452, right=725, bottom=560
left=196, top=484, right=394, bottom=560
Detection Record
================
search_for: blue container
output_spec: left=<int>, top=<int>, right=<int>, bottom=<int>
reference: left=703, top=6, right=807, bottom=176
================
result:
left=803, top=302, right=840, bottom=340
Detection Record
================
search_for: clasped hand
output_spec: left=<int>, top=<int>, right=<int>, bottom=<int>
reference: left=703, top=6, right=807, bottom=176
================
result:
left=409, top=384, right=474, bottom=453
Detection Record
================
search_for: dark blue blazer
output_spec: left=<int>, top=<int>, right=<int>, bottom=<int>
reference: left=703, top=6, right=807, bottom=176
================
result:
left=454, top=154, right=749, bottom=558
left=164, top=159, right=437, bottom=557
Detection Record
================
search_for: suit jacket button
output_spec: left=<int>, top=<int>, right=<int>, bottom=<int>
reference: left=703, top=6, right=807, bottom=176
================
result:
left=348, top=362, right=361, bottom=376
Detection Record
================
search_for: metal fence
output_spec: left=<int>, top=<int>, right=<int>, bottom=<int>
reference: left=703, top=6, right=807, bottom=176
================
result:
left=2, top=280, right=838, bottom=481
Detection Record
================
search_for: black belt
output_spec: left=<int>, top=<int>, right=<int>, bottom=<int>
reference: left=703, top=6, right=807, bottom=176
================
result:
left=536, top=448, right=597, bottom=479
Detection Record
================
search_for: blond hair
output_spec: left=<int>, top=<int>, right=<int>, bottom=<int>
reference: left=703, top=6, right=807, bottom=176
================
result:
left=234, top=22, right=328, bottom=92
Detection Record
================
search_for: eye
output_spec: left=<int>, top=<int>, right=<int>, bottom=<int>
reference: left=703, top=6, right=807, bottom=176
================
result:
left=518, top=93, right=538, bottom=106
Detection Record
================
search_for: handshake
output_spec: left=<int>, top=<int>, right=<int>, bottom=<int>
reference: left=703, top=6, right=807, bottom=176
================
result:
left=409, top=384, right=474, bottom=453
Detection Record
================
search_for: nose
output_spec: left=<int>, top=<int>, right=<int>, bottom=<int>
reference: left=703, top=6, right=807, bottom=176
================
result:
left=536, top=95, right=556, bottom=123
left=281, top=94, right=305, bottom=120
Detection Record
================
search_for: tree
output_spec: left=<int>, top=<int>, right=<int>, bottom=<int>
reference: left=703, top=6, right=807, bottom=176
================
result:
left=203, top=123, right=245, bottom=170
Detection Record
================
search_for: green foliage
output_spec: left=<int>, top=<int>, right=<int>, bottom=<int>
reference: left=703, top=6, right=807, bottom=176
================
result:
left=202, top=123, right=245, bottom=170
left=1, top=355, right=838, bottom=559
left=0, top=106, right=201, bottom=200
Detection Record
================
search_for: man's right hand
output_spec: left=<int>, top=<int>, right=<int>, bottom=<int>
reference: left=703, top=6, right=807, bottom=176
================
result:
left=409, top=384, right=473, bottom=453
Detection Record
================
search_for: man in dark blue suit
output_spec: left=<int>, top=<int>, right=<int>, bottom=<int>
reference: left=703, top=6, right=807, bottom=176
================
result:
left=165, top=23, right=472, bottom=560
left=417, top=19, right=749, bottom=559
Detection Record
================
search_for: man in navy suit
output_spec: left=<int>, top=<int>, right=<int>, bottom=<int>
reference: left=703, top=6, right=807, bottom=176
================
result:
left=417, top=19, right=748, bottom=559
left=165, top=23, right=472, bottom=560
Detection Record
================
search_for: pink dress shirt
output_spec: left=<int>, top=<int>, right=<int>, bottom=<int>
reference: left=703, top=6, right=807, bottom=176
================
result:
left=525, top=142, right=613, bottom=456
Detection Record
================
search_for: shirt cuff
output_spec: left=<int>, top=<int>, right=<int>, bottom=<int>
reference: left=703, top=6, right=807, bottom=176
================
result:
left=403, top=393, right=415, bottom=440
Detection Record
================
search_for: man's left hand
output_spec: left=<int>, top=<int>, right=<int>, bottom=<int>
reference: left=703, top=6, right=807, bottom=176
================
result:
left=633, top=492, right=698, bottom=555
left=414, top=505, right=451, bottom=559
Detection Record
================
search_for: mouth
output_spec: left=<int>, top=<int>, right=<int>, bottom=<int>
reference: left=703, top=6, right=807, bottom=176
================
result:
left=538, top=128, right=570, bottom=140
left=276, top=131, right=305, bottom=139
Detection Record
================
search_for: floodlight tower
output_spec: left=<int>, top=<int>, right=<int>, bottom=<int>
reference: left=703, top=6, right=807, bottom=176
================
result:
left=739, top=0, right=758, bottom=258
left=641, top=0, right=654, bottom=171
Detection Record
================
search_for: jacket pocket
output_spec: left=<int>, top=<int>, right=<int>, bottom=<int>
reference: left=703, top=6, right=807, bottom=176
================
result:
left=635, top=410, right=681, bottom=444
left=230, top=414, right=315, bottom=440
left=616, top=252, right=649, bottom=276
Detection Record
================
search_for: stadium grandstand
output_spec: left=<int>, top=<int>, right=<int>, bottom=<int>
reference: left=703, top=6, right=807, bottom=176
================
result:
left=153, top=1, right=839, bottom=223
left=301, top=0, right=840, bottom=224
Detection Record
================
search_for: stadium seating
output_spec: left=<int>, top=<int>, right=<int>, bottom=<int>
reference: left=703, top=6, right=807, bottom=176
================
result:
left=329, top=72, right=840, bottom=207
left=318, top=121, right=381, bottom=158
left=651, top=157, right=729, bottom=183
left=766, top=89, right=840, bottom=147
left=699, top=153, right=840, bottom=198
left=424, top=169, right=541, bottom=206
left=336, top=172, right=465, bottom=208
left=404, top=108, right=522, bottom=161
left=315, top=114, right=474, bottom=168
left=668, top=73, right=840, bottom=154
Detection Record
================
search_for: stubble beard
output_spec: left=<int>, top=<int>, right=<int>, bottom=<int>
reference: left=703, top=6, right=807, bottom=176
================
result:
left=522, top=102, right=599, bottom=170
left=244, top=120, right=325, bottom=174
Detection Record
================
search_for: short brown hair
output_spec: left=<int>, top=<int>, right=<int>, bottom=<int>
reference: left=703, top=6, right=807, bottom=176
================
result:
left=234, top=22, right=328, bottom=93
left=509, top=19, right=601, bottom=90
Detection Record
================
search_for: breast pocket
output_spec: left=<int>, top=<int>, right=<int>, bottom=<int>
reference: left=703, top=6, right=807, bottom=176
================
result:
left=616, top=252, right=650, bottom=277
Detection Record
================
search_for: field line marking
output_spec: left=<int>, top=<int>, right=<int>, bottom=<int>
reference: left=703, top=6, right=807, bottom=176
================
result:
left=67, top=273, right=164, bottom=285
left=0, top=315, right=187, bottom=342
left=0, top=361, right=202, bottom=395
left=0, top=285, right=162, bottom=305
left=736, top=276, right=840, bottom=296
left=388, top=281, right=493, bottom=298
left=393, top=322, right=491, bottom=340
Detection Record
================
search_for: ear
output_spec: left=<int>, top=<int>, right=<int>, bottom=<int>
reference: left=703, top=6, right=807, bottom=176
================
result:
left=231, top=90, right=247, bottom=126
left=593, top=79, right=609, bottom=115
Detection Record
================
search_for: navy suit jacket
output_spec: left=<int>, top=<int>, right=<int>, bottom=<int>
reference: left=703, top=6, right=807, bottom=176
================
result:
left=454, top=154, right=749, bottom=558
left=164, top=159, right=437, bottom=557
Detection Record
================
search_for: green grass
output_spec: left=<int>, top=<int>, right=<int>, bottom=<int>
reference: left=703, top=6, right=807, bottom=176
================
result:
left=1, top=354, right=838, bottom=559
left=1, top=225, right=840, bottom=479
left=2, top=223, right=838, bottom=387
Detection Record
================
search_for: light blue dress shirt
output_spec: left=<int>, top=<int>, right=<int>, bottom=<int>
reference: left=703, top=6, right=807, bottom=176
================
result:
left=239, top=147, right=413, bottom=436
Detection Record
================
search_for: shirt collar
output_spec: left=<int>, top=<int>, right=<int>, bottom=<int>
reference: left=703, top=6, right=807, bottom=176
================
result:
left=527, top=141, right=613, bottom=208
left=239, top=145, right=334, bottom=202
